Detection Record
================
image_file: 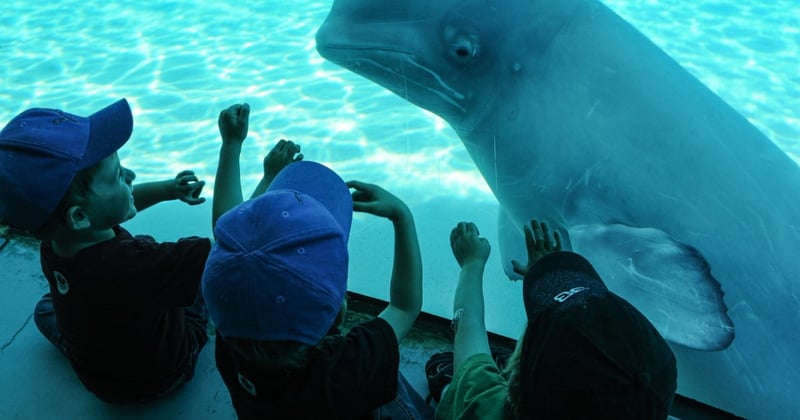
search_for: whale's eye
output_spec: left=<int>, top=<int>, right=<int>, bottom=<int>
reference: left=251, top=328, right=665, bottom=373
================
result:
left=444, top=25, right=480, bottom=63
left=451, top=37, right=478, bottom=59
left=449, top=35, right=479, bottom=61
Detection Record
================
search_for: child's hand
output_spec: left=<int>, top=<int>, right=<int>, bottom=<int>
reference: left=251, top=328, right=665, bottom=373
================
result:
left=450, top=221, right=491, bottom=268
left=347, top=180, right=409, bottom=221
left=173, top=170, right=206, bottom=205
left=511, top=218, right=563, bottom=278
left=218, top=103, right=250, bottom=144
left=263, top=139, right=303, bottom=180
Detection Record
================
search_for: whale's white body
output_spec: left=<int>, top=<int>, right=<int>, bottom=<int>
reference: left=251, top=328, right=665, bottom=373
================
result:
left=316, top=0, right=800, bottom=417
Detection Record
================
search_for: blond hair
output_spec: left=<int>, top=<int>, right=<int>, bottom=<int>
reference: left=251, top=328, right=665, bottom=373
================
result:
left=503, top=327, right=525, bottom=419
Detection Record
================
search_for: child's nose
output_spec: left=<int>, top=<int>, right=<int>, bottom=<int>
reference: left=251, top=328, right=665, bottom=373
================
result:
left=124, top=168, right=136, bottom=183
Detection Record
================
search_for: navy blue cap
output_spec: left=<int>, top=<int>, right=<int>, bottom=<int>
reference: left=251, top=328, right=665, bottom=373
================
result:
left=0, top=99, right=133, bottom=231
left=202, top=161, right=353, bottom=345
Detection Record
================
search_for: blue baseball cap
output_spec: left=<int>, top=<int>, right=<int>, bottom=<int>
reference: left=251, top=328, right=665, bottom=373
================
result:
left=0, top=99, right=133, bottom=231
left=202, top=161, right=353, bottom=345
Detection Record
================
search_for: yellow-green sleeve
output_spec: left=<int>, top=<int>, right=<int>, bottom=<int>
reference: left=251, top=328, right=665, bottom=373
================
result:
left=435, top=353, right=507, bottom=420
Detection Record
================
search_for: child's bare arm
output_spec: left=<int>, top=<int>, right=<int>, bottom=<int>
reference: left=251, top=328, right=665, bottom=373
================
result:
left=212, top=103, right=249, bottom=229
left=133, top=170, right=206, bottom=212
left=349, top=181, right=422, bottom=342
left=450, top=221, right=492, bottom=373
left=250, top=139, right=303, bottom=198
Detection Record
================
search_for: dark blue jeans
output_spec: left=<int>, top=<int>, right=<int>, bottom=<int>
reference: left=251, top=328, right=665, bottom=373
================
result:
left=375, top=371, right=434, bottom=420
left=33, top=292, right=209, bottom=403
left=33, top=293, right=69, bottom=357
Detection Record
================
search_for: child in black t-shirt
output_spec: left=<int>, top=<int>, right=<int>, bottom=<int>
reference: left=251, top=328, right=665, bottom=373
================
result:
left=0, top=99, right=296, bottom=404
left=0, top=98, right=210, bottom=403
left=202, top=123, right=432, bottom=418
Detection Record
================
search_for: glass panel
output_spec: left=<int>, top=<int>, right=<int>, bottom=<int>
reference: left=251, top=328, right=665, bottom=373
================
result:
left=2, top=1, right=798, bottom=418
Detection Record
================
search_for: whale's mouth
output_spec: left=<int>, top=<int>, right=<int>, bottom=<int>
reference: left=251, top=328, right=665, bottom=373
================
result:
left=318, top=45, right=468, bottom=115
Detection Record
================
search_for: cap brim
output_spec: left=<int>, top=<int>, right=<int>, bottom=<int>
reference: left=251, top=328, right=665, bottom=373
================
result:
left=267, top=161, right=353, bottom=237
left=82, top=98, right=133, bottom=169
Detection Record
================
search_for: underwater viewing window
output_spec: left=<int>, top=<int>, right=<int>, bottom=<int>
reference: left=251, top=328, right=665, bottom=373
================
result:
left=1, top=1, right=799, bottom=419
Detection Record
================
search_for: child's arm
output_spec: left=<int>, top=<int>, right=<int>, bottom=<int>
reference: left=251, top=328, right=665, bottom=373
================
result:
left=449, top=221, right=492, bottom=374
left=349, top=181, right=422, bottom=342
left=250, top=139, right=303, bottom=199
left=133, top=170, right=206, bottom=212
left=212, top=103, right=250, bottom=229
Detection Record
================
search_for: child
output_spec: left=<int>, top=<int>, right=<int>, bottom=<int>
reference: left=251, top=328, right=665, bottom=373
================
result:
left=202, top=138, right=432, bottom=417
left=0, top=99, right=287, bottom=404
left=433, top=219, right=677, bottom=419
left=0, top=98, right=212, bottom=403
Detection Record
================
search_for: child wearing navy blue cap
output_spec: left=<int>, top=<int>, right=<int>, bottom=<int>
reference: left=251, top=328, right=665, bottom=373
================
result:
left=0, top=99, right=296, bottom=404
left=202, top=111, right=432, bottom=418
left=0, top=98, right=209, bottom=403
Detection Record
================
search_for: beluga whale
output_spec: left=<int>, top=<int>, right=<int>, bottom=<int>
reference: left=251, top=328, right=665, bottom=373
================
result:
left=316, top=0, right=800, bottom=417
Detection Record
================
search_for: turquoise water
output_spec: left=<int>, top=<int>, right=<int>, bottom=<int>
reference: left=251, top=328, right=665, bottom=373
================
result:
left=2, top=1, right=798, bottom=187
left=2, top=0, right=799, bottom=349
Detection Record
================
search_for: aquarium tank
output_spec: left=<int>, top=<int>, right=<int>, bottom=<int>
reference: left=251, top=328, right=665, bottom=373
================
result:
left=1, top=0, right=798, bottom=418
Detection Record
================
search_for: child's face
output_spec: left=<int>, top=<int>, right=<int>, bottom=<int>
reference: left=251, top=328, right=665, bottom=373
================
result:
left=82, top=152, right=137, bottom=229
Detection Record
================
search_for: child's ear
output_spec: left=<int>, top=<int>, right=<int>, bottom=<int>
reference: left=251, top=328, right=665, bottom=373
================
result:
left=65, top=206, right=91, bottom=230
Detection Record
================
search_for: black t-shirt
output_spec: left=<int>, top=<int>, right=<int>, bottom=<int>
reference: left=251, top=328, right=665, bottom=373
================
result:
left=215, top=317, right=400, bottom=420
left=39, top=226, right=211, bottom=402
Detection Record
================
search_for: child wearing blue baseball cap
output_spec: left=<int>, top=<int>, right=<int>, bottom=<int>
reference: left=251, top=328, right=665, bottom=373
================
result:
left=202, top=128, right=432, bottom=417
left=0, top=99, right=297, bottom=404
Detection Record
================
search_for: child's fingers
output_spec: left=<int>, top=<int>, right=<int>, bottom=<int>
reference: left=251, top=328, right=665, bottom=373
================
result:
left=465, top=221, right=480, bottom=237
left=531, top=219, right=544, bottom=245
left=457, top=221, right=469, bottom=237
left=238, top=103, right=250, bottom=120
left=185, top=197, right=206, bottom=205
left=191, top=181, right=206, bottom=197
left=346, top=180, right=366, bottom=190
left=522, top=223, right=534, bottom=248
left=541, top=221, right=552, bottom=248
left=177, top=174, right=200, bottom=185
left=176, top=169, right=195, bottom=178
left=347, top=181, right=381, bottom=202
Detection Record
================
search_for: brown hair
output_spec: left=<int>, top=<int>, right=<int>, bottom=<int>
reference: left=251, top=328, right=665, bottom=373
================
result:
left=227, top=338, right=316, bottom=373
left=226, top=300, right=348, bottom=376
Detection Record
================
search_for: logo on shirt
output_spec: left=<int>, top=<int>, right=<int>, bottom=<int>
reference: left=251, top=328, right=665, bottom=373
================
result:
left=553, top=287, right=588, bottom=303
left=53, top=271, right=70, bottom=295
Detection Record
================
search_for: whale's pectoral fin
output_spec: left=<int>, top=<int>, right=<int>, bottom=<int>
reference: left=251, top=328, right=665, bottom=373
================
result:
left=570, top=223, right=735, bottom=351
